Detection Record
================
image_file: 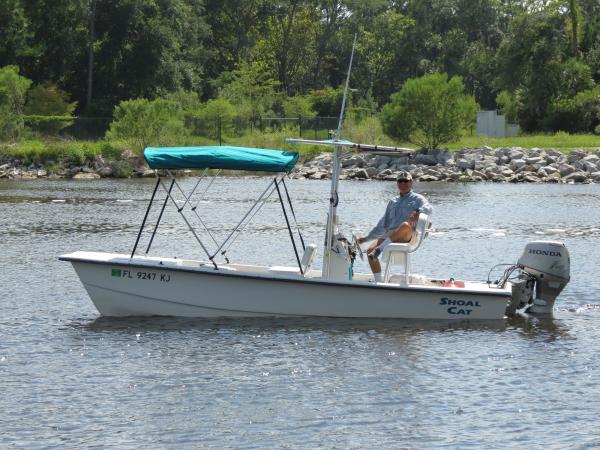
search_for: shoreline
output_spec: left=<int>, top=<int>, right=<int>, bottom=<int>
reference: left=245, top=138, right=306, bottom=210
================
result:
left=293, top=146, right=600, bottom=183
left=2, top=146, right=600, bottom=183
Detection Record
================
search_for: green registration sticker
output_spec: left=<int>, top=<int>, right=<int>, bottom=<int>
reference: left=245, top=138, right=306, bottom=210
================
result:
left=111, top=268, right=122, bottom=277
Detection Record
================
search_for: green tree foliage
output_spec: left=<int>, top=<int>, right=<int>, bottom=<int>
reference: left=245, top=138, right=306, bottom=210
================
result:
left=24, top=82, right=77, bottom=116
left=308, top=86, right=343, bottom=117
left=219, top=61, right=282, bottom=119
left=380, top=73, right=478, bottom=149
left=496, top=90, right=519, bottom=122
left=106, top=98, right=186, bottom=153
left=251, top=1, right=319, bottom=95
left=188, top=97, right=238, bottom=138
left=3, top=0, right=599, bottom=134
left=0, top=0, right=36, bottom=64
left=24, top=81, right=78, bottom=134
left=547, top=86, right=600, bottom=133
left=0, top=65, right=32, bottom=140
left=282, top=95, right=316, bottom=118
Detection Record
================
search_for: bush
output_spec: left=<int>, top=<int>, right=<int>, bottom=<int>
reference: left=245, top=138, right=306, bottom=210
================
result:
left=0, top=65, right=32, bottom=140
left=23, top=82, right=77, bottom=134
left=106, top=98, right=187, bottom=153
left=380, top=73, right=478, bottom=149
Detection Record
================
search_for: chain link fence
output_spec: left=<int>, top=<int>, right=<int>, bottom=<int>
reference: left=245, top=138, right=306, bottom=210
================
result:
left=59, top=116, right=340, bottom=142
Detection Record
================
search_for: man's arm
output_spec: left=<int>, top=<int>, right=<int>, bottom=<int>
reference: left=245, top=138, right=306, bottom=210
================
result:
left=416, top=195, right=432, bottom=216
left=358, top=201, right=391, bottom=243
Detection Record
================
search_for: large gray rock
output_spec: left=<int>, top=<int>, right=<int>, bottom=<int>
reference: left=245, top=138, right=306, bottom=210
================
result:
left=456, top=158, right=474, bottom=170
left=582, top=160, right=598, bottom=173
left=508, top=148, right=525, bottom=160
left=350, top=168, right=370, bottom=179
left=541, top=165, right=558, bottom=175
left=413, top=152, right=438, bottom=166
left=308, top=171, right=328, bottom=180
left=510, top=159, right=526, bottom=170
left=563, top=171, right=588, bottom=183
left=524, top=156, right=544, bottom=164
left=568, top=149, right=588, bottom=163
left=558, top=164, right=577, bottom=176
left=522, top=174, right=542, bottom=183
left=72, top=172, right=101, bottom=180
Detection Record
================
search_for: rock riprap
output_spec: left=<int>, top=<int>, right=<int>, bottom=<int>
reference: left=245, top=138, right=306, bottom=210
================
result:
left=292, top=147, right=600, bottom=183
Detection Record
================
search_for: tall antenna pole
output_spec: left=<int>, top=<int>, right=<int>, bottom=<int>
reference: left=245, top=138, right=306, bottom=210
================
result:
left=335, top=33, right=357, bottom=139
left=324, top=33, right=357, bottom=279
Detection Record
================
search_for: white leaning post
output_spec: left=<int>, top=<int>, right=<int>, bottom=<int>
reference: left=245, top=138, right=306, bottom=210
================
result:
left=381, top=213, right=431, bottom=284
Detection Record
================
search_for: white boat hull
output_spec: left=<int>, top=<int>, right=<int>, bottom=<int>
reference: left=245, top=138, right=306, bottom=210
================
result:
left=61, top=251, right=512, bottom=320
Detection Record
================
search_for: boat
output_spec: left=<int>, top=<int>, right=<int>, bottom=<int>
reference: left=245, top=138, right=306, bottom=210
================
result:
left=59, top=140, right=571, bottom=320
left=60, top=39, right=571, bottom=320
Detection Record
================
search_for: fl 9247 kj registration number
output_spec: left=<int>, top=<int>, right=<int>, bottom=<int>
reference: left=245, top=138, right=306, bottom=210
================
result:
left=111, top=268, right=171, bottom=283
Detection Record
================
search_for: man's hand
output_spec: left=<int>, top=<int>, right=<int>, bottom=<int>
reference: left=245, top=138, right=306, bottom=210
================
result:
left=409, top=210, right=419, bottom=226
left=357, top=237, right=367, bottom=244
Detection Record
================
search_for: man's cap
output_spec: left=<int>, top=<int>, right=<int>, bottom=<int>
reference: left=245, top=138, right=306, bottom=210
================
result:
left=397, top=171, right=413, bottom=181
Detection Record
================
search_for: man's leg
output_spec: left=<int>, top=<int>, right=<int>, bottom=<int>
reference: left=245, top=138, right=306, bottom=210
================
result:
left=367, top=239, right=383, bottom=280
left=388, top=221, right=414, bottom=243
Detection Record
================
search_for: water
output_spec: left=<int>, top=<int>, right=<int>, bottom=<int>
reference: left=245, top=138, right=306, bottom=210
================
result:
left=1, top=178, right=600, bottom=449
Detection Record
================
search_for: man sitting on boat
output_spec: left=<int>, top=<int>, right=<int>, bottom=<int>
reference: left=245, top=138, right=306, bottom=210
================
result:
left=357, top=171, right=432, bottom=282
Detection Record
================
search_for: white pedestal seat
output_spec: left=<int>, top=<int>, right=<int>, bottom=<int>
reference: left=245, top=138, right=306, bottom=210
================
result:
left=381, top=213, right=431, bottom=284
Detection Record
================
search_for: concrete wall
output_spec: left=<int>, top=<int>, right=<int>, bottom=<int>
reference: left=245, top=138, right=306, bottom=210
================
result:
left=476, top=111, right=519, bottom=138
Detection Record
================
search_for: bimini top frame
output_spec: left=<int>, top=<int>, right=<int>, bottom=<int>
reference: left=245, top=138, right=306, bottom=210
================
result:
left=130, top=146, right=304, bottom=271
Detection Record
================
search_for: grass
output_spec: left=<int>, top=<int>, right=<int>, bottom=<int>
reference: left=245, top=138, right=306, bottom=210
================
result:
left=1, top=128, right=598, bottom=171
left=447, top=132, right=600, bottom=152
left=0, top=139, right=126, bottom=167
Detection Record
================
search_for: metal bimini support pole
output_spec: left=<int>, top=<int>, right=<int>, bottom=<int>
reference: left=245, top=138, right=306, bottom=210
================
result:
left=145, top=178, right=175, bottom=255
left=191, top=169, right=221, bottom=211
left=157, top=176, right=218, bottom=269
left=281, top=177, right=305, bottom=251
left=130, top=176, right=161, bottom=259
left=209, top=178, right=279, bottom=260
left=218, top=180, right=278, bottom=258
left=177, top=170, right=207, bottom=212
left=274, top=178, right=303, bottom=274
left=167, top=170, right=221, bottom=251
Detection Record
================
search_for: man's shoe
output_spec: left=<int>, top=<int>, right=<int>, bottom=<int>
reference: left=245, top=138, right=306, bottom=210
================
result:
left=367, top=247, right=381, bottom=260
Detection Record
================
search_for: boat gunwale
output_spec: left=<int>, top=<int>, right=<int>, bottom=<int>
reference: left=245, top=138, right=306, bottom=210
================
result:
left=59, top=253, right=512, bottom=299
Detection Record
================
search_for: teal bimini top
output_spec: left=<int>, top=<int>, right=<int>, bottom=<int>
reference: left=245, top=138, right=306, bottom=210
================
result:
left=144, top=146, right=299, bottom=173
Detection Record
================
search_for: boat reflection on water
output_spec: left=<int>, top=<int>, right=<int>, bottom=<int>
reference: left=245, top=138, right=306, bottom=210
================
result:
left=79, top=313, right=571, bottom=340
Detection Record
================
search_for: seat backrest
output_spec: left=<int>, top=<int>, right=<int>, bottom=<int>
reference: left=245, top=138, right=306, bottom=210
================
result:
left=300, top=244, right=317, bottom=274
left=408, top=213, right=430, bottom=253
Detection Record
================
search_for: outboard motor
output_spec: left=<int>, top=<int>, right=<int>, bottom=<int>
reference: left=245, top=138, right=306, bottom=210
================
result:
left=513, top=241, right=570, bottom=314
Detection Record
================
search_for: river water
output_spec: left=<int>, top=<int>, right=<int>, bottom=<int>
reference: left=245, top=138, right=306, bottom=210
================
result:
left=1, top=177, right=600, bottom=449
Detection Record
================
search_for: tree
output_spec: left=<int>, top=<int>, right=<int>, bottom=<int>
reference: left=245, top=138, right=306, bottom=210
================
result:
left=218, top=61, right=282, bottom=119
left=251, top=1, right=319, bottom=95
left=380, top=73, right=478, bottom=149
left=0, top=65, right=32, bottom=140
left=0, top=0, right=36, bottom=65
left=494, top=10, right=569, bottom=130
left=566, top=0, right=583, bottom=58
